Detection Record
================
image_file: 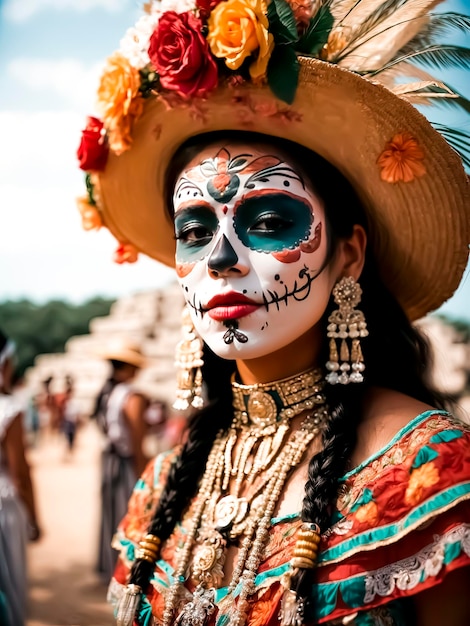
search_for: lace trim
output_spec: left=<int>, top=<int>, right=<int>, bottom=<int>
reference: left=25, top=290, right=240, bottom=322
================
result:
left=364, top=523, right=470, bottom=603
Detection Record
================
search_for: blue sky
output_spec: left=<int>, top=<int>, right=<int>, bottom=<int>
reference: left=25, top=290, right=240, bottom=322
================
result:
left=0, top=0, right=469, bottom=321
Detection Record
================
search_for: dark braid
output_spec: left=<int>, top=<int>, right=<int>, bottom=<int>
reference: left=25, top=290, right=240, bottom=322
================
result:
left=127, top=344, right=236, bottom=592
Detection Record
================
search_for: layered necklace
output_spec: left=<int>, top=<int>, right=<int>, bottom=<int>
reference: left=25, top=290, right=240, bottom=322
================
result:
left=162, top=367, right=329, bottom=626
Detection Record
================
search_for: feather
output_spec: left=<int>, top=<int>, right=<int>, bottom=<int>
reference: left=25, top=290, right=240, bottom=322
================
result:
left=372, top=60, right=440, bottom=86
left=336, top=0, right=444, bottom=71
left=377, top=44, right=470, bottom=73
left=373, top=62, right=470, bottom=115
left=396, top=12, right=470, bottom=55
left=391, top=80, right=456, bottom=97
left=331, top=0, right=385, bottom=26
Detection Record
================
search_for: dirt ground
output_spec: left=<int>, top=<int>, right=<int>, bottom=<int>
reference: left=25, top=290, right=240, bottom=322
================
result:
left=26, top=422, right=115, bottom=626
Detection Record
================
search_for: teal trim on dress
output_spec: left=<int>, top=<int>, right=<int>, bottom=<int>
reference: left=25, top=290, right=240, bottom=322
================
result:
left=341, top=410, right=449, bottom=481
left=313, top=523, right=470, bottom=620
left=153, top=449, right=174, bottom=486
left=320, top=482, right=470, bottom=564
left=271, top=511, right=299, bottom=525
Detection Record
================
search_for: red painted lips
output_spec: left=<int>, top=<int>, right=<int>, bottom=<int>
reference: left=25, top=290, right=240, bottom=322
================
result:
left=205, top=292, right=260, bottom=321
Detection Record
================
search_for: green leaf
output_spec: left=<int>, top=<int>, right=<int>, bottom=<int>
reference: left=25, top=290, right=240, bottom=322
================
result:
left=268, top=0, right=298, bottom=45
left=297, top=4, right=334, bottom=56
left=85, top=173, right=97, bottom=206
left=267, top=45, right=300, bottom=104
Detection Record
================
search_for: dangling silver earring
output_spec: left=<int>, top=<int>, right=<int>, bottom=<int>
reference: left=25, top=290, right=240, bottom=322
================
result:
left=173, top=306, right=204, bottom=410
left=326, top=276, right=368, bottom=385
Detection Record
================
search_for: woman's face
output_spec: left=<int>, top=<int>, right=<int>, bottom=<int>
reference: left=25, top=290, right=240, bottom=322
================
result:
left=172, top=141, right=337, bottom=360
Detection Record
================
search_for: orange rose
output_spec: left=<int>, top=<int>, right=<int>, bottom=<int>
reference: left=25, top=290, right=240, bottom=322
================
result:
left=76, top=196, right=102, bottom=231
left=207, top=0, right=274, bottom=80
left=96, top=52, right=144, bottom=155
left=405, top=462, right=440, bottom=506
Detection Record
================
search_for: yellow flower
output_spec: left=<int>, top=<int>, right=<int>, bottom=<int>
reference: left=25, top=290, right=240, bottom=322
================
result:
left=405, top=462, right=440, bottom=506
left=207, top=0, right=274, bottom=80
left=76, top=196, right=102, bottom=231
left=96, top=52, right=144, bottom=155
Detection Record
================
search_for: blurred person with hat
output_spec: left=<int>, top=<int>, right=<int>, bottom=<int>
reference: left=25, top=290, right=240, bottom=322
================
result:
left=93, top=338, right=149, bottom=583
left=76, top=0, right=470, bottom=624
left=0, top=329, right=41, bottom=626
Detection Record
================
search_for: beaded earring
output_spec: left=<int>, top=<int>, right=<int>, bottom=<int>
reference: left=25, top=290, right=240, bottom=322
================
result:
left=172, top=306, right=204, bottom=410
left=325, top=276, right=368, bottom=385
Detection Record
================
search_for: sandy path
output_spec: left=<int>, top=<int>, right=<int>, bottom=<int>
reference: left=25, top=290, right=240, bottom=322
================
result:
left=26, top=421, right=114, bottom=626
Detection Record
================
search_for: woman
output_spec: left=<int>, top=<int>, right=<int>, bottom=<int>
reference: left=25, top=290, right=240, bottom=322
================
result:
left=0, top=330, right=41, bottom=626
left=94, top=339, right=150, bottom=583
left=76, top=0, right=470, bottom=624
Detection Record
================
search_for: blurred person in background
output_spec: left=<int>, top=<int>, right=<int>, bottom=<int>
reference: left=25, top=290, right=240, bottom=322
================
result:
left=55, top=374, right=81, bottom=459
left=0, top=329, right=41, bottom=626
left=93, top=339, right=149, bottom=583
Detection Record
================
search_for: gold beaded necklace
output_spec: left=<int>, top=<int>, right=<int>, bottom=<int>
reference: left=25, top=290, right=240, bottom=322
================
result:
left=161, top=367, right=329, bottom=626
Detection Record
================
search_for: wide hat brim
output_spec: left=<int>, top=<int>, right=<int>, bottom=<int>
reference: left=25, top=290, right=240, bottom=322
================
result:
left=95, top=56, right=470, bottom=321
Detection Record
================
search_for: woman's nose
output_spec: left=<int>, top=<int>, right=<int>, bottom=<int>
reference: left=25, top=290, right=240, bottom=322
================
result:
left=207, top=234, right=249, bottom=278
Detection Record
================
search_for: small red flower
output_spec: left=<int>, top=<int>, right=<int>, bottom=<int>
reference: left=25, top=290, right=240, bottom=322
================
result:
left=148, top=12, right=218, bottom=99
left=77, top=116, right=109, bottom=171
left=113, top=243, right=139, bottom=264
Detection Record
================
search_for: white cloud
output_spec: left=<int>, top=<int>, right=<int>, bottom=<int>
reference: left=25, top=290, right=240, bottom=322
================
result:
left=3, top=0, right=124, bottom=22
left=0, top=110, right=87, bottom=185
left=0, top=108, right=174, bottom=303
left=7, top=58, right=103, bottom=112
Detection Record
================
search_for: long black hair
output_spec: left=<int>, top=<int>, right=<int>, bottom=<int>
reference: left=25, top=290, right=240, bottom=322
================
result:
left=126, top=132, right=445, bottom=618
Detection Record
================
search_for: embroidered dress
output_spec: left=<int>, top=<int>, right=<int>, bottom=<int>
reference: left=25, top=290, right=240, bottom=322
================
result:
left=108, top=410, right=470, bottom=625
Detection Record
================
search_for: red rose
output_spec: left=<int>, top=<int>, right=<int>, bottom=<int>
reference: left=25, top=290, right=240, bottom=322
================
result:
left=196, top=0, right=223, bottom=20
left=77, top=116, right=109, bottom=171
left=148, top=12, right=218, bottom=99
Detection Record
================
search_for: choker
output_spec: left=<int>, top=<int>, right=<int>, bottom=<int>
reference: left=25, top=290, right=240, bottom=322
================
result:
left=232, top=366, right=325, bottom=429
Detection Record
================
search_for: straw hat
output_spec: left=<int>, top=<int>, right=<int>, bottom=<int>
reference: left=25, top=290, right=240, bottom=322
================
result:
left=97, top=338, right=147, bottom=369
left=77, top=1, right=470, bottom=321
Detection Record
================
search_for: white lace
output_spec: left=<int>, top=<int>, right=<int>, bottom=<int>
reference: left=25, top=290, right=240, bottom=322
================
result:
left=364, top=523, right=470, bottom=603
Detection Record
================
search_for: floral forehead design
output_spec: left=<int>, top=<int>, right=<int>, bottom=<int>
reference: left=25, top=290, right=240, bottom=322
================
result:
left=176, top=148, right=308, bottom=204
left=76, top=0, right=470, bottom=263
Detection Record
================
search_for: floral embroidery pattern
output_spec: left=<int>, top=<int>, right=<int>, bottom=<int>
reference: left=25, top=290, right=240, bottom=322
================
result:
left=404, top=461, right=440, bottom=506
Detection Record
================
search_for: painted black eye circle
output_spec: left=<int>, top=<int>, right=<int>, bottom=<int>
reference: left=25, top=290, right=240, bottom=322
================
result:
left=249, top=213, right=293, bottom=234
left=176, top=225, right=214, bottom=244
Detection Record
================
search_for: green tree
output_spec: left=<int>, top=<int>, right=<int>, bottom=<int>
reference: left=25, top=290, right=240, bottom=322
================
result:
left=0, top=298, right=115, bottom=377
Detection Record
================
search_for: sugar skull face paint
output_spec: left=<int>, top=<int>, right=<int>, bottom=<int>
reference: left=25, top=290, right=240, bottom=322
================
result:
left=172, top=142, right=334, bottom=360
